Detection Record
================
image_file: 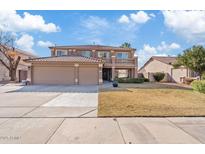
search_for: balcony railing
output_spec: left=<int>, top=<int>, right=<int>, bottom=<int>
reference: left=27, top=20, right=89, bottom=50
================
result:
left=115, top=58, right=135, bottom=64
left=101, top=58, right=135, bottom=65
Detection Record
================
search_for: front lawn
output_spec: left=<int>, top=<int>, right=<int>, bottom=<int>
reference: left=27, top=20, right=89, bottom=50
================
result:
left=98, top=88, right=205, bottom=117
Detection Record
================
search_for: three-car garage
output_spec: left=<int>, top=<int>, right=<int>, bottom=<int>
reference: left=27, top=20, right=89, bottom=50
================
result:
left=26, top=56, right=103, bottom=85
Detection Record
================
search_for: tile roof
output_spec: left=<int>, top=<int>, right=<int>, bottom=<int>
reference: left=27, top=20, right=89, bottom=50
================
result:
left=49, top=45, right=136, bottom=51
left=24, top=56, right=103, bottom=63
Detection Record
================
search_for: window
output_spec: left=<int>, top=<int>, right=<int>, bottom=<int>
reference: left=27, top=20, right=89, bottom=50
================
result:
left=116, top=52, right=128, bottom=59
left=56, top=50, right=67, bottom=56
left=117, top=70, right=128, bottom=78
left=81, top=51, right=91, bottom=57
left=98, top=51, right=110, bottom=58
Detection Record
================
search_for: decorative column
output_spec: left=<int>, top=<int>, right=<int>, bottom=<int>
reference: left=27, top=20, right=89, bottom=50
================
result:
left=51, top=48, right=56, bottom=57
left=29, top=66, right=33, bottom=84
left=73, top=49, right=76, bottom=56
left=92, top=50, right=96, bottom=58
left=111, top=55, right=116, bottom=81
left=134, top=56, right=138, bottom=78
left=98, top=63, right=103, bottom=85
left=74, top=63, right=79, bottom=85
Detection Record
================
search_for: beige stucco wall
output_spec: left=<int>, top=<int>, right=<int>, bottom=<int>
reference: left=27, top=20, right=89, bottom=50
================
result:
left=140, top=59, right=173, bottom=74
left=139, top=59, right=190, bottom=83
left=0, top=64, right=10, bottom=81
left=139, top=59, right=173, bottom=81
left=171, top=68, right=188, bottom=83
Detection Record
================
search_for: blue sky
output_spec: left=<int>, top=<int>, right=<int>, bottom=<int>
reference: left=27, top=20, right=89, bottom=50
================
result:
left=1, top=10, right=205, bottom=67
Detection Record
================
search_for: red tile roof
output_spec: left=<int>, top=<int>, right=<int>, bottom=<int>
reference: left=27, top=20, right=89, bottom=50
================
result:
left=49, top=45, right=136, bottom=51
left=24, top=56, right=103, bottom=63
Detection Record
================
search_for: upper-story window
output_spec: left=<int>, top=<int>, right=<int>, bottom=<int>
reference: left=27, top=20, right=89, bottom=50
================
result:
left=98, top=51, right=110, bottom=58
left=81, top=51, right=91, bottom=57
left=56, top=50, right=67, bottom=56
left=116, top=52, right=129, bottom=59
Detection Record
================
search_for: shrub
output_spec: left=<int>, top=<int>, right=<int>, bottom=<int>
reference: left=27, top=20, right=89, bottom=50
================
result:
left=143, top=78, right=150, bottom=82
left=184, top=78, right=194, bottom=85
left=138, top=76, right=149, bottom=82
left=191, top=80, right=205, bottom=93
left=153, top=72, right=165, bottom=82
left=115, top=78, right=144, bottom=83
left=202, top=72, right=205, bottom=80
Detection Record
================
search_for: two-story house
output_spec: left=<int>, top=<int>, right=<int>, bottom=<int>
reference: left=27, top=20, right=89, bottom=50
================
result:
left=26, top=45, right=138, bottom=85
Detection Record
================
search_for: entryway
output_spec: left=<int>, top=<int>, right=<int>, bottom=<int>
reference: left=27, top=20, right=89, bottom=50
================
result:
left=103, top=68, right=112, bottom=81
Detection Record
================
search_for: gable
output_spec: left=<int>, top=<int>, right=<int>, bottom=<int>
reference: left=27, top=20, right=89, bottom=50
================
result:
left=140, top=59, right=173, bottom=74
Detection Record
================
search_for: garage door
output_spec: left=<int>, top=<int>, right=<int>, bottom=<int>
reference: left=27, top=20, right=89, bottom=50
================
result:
left=33, top=66, right=75, bottom=85
left=79, top=67, right=98, bottom=85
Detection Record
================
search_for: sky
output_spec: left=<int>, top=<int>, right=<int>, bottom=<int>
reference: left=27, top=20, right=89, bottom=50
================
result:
left=0, top=10, right=205, bottom=67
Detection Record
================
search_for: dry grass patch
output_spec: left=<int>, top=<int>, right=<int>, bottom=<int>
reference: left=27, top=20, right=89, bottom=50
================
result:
left=98, top=89, right=205, bottom=117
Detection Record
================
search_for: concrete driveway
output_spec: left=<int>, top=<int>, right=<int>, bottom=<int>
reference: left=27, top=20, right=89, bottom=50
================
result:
left=0, top=84, right=98, bottom=118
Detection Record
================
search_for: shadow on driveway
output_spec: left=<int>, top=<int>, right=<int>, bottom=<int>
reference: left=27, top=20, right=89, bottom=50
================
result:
left=7, top=85, right=99, bottom=93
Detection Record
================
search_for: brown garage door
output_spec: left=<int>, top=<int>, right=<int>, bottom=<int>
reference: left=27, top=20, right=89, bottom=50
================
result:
left=79, top=67, right=98, bottom=85
left=33, top=66, right=75, bottom=85
left=19, top=70, right=27, bottom=82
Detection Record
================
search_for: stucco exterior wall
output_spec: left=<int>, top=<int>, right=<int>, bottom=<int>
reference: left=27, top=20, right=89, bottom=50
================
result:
left=139, top=59, right=191, bottom=83
left=139, top=59, right=173, bottom=81
left=171, top=68, right=188, bottom=83
left=0, top=64, right=10, bottom=81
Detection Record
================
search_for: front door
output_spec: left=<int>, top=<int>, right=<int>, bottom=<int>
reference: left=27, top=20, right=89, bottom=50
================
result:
left=103, top=68, right=111, bottom=81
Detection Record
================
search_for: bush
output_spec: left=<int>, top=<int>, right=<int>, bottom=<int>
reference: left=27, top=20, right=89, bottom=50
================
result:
left=191, top=80, right=205, bottom=93
left=115, top=78, right=144, bottom=83
left=184, top=78, right=194, bottom=85
left=143, top=78, right=150, bottom=82
left=153, top=72, right=165, bottom=82
left=202, top=72, right=205, bottom=80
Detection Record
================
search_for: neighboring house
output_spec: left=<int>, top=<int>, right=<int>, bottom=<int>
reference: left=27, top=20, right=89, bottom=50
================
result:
left=25, top=45, right=138, bottom=85
left=0, top=48, right=37, bottom=82
left=138, top=56, right=196, bottom=83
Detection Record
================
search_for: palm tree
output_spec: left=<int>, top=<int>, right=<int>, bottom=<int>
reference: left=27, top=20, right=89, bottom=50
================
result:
left=120, top=42, right=131, bottom=48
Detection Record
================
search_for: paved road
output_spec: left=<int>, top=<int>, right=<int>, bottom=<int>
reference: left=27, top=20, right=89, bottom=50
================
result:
left=0, top=84, right=204, bottom=144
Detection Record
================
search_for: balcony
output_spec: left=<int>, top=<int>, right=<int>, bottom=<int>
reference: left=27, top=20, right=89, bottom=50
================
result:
left=115, top=58, right=135, bottom=64
left=103, top=58, right=136, bottom=67
left=102, top=58, right=112, bottom=63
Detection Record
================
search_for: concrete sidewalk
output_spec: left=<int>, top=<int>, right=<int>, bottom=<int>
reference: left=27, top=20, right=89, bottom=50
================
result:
left=0, top=117, right=204, bottom=144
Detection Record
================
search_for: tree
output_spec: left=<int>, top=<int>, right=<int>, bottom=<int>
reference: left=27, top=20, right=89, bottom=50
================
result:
left=120, top=42, right=131, bottom=48
left=173, top=45, right=205, bottom=79
left=0, top=31, right=21, bottom=81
